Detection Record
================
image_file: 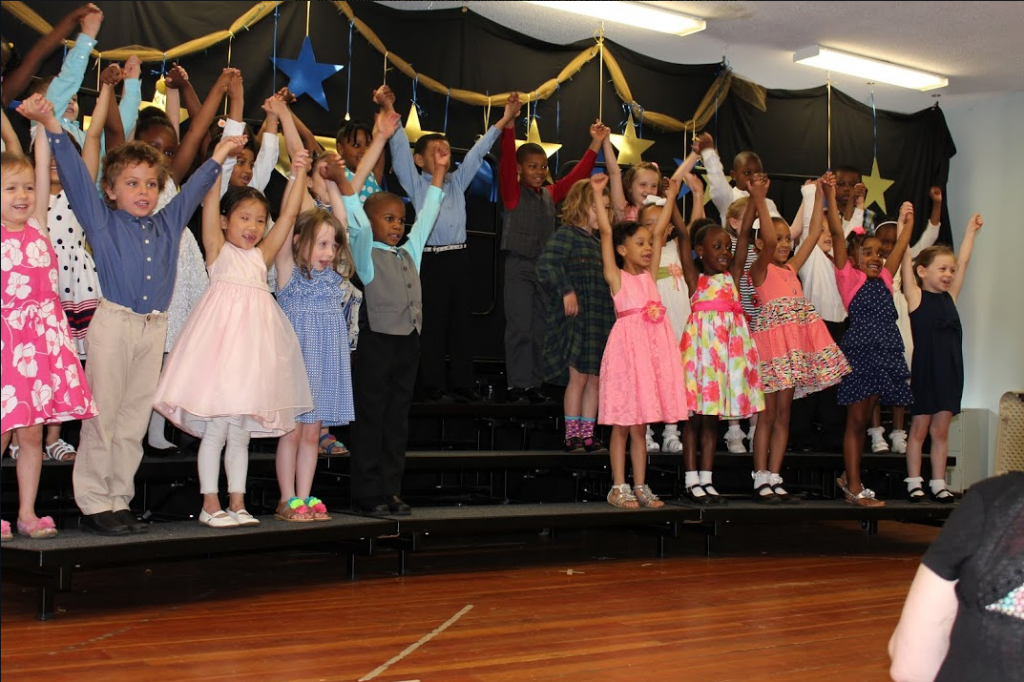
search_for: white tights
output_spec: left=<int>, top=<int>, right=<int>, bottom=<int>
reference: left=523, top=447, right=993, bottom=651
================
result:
left=197, top=417, right=251, bottom=495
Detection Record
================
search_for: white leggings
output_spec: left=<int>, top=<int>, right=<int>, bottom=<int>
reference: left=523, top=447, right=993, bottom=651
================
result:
left=197, top=417, right=251, bottom=495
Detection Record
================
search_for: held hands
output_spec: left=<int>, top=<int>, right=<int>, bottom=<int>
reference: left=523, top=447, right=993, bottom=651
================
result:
left=290, top=148, right=312, bottom=176
left=852, top=182, right=867, bottom=208
left=372, top=85, right=396, bottom=112
left=747, top=172, right=770, bottom=199
left=214, top=68, right=240, bottom=93
left=375, top=110, right=402, bottom=139
left=124, top=55, right=141, bottom=80
left=966, top=213, right=983, bottom=233
left=692, top=132, right=714, bottom=155
left=684, top=173, right=704, bottom=199
left=319, top=152, right=347, bottom=185
left=930, top=186, right=943, bottom=203
left=16, top=94, right=55, bottom=124
left=99, top=63, right=123, bottom=87
left=590, top=120, right=610, bottom=144
left=79, top=3, right=103, bottom=36
left=590, top=172, right=609, bottom=195
left=817, top=171, right=836, bottom=195
left=263, top=94, right=289, bottom=118
left=227, top=71, right=244, bottom=101
left=212, top=134, right=247, bottom=164
left=897, top=201, right=914, bottom=233
left=503, top=91, right=522, bottom=122
left=164, top=63, right=189, bottom=90
left=563, top=291, right=579, bottom=317
left=276, top=87, right=297, bottom=104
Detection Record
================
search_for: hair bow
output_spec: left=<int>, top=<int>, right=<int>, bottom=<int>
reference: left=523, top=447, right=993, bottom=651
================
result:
left=643, top=195, right=667, bottom=207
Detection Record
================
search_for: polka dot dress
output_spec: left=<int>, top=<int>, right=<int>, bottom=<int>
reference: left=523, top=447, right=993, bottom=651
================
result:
left=47, top=191, right=101, bottom=359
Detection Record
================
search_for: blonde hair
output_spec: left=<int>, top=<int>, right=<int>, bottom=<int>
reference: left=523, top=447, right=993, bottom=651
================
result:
left=559, top=179, right=611, bottom=229
left=623, top=162, right=662, bottom=206
left=1, top=150, right=33, bottom=177
left=292, top=208, right=353, bottom=279
left=913, top=245, right=956, bottom=286
left=725, top=196, right=749, bottom=222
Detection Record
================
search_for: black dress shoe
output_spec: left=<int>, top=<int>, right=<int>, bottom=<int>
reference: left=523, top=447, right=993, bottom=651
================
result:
left=79, top=511, right=130, bottom=536
left=114, top=509, right=150, bottom=533
left=386, top=495, right=412, bottom=515
left=505, top=387, right=529, bottom=404
left=352, top=498, right=390, bottom=516
left=450, top=387, right=482, bottom=403
left=424, top=388, right=455, bottom=403
left=525, top=387, right=550, bottom=404
left=143, top=441, right=180, bottom=458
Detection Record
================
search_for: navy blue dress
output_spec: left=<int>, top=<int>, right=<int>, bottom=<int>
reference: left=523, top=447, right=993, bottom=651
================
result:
left=910, top=290, right=963, bottom=415
left=837, top=278, right=914, bottom=406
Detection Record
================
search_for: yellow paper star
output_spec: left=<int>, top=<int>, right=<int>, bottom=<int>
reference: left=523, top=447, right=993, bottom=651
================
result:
left=862, top=156, right=895, bottom=215
left=403, top=106, right=440, bottom=144
left=514, top=118, right=562, bottom=159
left=138, top=77, right=189, bottom=123
left=609, top=114, right=655, bottom=166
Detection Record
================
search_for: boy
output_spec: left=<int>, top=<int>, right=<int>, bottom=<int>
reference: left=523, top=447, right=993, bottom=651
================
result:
left=694, top=132, right=781, bottom=223
left=329, top=112, right=448, bottom=515
left=499, top=104, right=604, bottom=404
left=29, top=97, right=242, bottom=535
left=376, top=86, right=522, bottom=403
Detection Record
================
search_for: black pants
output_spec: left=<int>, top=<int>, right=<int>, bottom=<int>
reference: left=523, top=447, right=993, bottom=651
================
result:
left=419, top=247, right=474, bottom=391
left=350, top=330, right=420, bottom=505
left=503, top=253, right=545, bottom=389
left=790, top=319, right=848, bottom=452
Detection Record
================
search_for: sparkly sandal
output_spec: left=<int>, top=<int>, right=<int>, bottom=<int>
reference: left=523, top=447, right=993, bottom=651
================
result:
left=17, top=516, right=58, bottom=539
left=633, top=484, right=664, bottom=508
left=606, top=483, right=639, bottom=509
left=305, top=496, right=332, bottom=521
left=275, top=497, right=314, bottom=522
left=843, top=485, right=886, bottom=508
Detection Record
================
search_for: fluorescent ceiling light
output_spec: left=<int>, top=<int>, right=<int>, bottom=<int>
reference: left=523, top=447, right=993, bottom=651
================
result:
left=794, top=45, right=948, bottom=91
left=525, top=1, right=706, bottom=36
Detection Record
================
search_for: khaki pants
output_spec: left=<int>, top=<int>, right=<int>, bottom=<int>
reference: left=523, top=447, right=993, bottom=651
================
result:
left=73, top=300, right=167, bottom=515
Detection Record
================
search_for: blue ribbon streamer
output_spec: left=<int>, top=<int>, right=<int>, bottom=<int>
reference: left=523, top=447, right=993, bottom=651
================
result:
left=345, top=20, right=354, bottom=117
left=272, top=4, right=279, bottom=93
left=619, top=102, right=631, bottom=133
left=411, top=75, right=424, bottom=117
left=444, top=88, right=450, bottom=133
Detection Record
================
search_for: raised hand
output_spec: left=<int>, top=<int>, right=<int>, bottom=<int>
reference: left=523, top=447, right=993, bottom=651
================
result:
left=433, top=142, right=451, bottom=174
left=852, top=182, right=867, bottom=207
left=227, top=71, right=244, bottom=101
left=590, top=120, right=610, bottom=144
left=319, top=152, right=347, bottom=184
left=99, top=63, right=123, bottom=87
left=590, top=172, right=609, bottom=194
left=290, top=148, right=312, bottom=175
left=16, top=93, right=55, bottom=123
left=264, top=94, right=289, bottom=118
left=79, top=4, right=103, bottom=36
left=214, top=68, right=239, bottom=93
left=748, top=172, right=770, bottom=199
left=212, top=134, right=247, bottom=162
left=504, top=91, right=522, bottom=120
left=684, top=173, right=704, bottom=199
left=692, top=132, right=714, bottom=154
left=375, top=110, right=402, bottom=139
left=966, top=213, right=983, bottom=233
left=276, top=87, right=297, bottom=104
left=124, top=54, right=141, bottom=80
left=372, top=85, right=396, bottom=111
left=897, top=201, right=914, bottom=232
left=165, top=63, right=189, bottom=89
left=929, top=186, right=943, bottom=203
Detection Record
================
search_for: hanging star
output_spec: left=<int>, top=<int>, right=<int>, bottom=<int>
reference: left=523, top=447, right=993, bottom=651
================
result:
left=610, top=114, right=655, bottom=167
left=404, top=106, right=441, bottom=144
left=271, top=36, right=344, bottom=110
left=674, top=158, right=712, bottom=205
left=861, top=156, right=895, bottom=215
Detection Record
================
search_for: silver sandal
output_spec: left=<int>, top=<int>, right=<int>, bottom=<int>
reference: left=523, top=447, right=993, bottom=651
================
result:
left=633, top=484, right=664, bottom=508
left=607, top=483, right=638, bottom=509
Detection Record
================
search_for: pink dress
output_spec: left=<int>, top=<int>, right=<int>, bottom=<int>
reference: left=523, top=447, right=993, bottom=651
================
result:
left=599, top=269, right=688, bottom=425
left=750, top=264, right=851, bottom=398
left=153, top=243, right=312, bottom=437
left=1, top=220, right=96, bottom=432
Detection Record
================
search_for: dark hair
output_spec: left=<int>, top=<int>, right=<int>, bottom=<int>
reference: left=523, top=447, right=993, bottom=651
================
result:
left=26, top=75, right=54, bottom=98
left=335, top=119, right=372, bottom=148
left=913, top=245, right=956, bottom=286
left=516, top=143, right=546, bottom=164
left=611, top=220, right=644, bottom=268
left=364, top=190, right=405, bottom=218
left=834, top=164, right=862, bottom=178
left=136, top=115, right=177, bottom=142
left=413, top=133, right=447, bottom=158
left=100, top=142, right=170, bottom=207
left=732, top=150, right=762, bottom=171
left=220, top=185, right=271, bottom=219
left=692, top=220, right=725, bottom=250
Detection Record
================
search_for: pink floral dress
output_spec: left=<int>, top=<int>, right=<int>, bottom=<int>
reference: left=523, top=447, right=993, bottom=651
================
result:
left=2, top=220, right=96, bottom=432
left=681, top=273, right=765, bottom=418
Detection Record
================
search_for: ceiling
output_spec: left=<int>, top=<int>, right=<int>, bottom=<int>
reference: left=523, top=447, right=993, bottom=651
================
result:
left=381, top=1, right=1024, bottom=114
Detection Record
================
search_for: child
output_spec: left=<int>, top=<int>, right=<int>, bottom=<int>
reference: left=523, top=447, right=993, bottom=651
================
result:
left=679, top=196, right=765, bottom=505
left=499, top=105, right=602, bottom=404
left=338, top=112, right=448, bottom=515
left=900, top=214, right=982, bottom=503
left=831, top=197, right=916, bottom=508
left=592, top=173, right=687, bottom=508
left=153, top=152, right=314, bottom=528
left=274, top=187, right=357, bottom=522
left=747, top=174, right=851, bottom=503
left=536, top=178, right=616, bottom=454
left=335, top=118, right=385, bottom=203
left=2, top=137, right=96, bottom=540
left=30, top=94, right=237, bottom=536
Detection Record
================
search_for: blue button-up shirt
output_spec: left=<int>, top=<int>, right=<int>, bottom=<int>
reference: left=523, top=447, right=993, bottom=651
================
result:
left=389, top=124, right=500, bottom=246
left=47, top=129, right=220, bottom=314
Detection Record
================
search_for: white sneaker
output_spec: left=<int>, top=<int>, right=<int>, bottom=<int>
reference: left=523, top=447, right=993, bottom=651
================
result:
left=867, top=426, right=889, bottom=453
left=724, top=426, right=746, bottom=454
left=646, top=426, right=660, bottom=452
left=662, top=426, right=683, bottom=453
left=890, top=429, right=908, bottom=454
left=199, top=509, right=239, bottom=528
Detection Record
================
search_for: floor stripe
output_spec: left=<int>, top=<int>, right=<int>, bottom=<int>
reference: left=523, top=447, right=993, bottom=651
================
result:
left=358, top=604, right=474, bottom=681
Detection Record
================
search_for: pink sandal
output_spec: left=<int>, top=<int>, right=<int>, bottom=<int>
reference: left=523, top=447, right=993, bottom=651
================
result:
left=305, top=496, right=332, bottom=521
left=1, top=519, right=12, bottom=542
left=17, top=516, right=58, bottom=539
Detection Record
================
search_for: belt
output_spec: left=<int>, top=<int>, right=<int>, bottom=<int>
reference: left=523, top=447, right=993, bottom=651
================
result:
left=423, top=243, right=467, bottom=253
left=691, top=300, right=744, bottom=314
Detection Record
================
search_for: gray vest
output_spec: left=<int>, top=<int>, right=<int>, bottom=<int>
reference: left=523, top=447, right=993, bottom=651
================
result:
left=364, top=248, right=422, bottom=335
left=500, top=185, right=557, bottom=259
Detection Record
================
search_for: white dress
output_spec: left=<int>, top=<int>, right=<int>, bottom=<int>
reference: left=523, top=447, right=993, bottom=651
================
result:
left=655, top=240, right=691, bottom=344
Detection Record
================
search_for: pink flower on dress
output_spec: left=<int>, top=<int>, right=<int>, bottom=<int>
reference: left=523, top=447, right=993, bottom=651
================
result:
left=738, top=394, right=751, bottom=415
left=668, top=263, right=683, bottom=290
left=714, top=285, right=733, bottom=302
left=702, top=381, right=720, bottom=405
left=642, top=301, right=667, bottom=324
left=715, top=324, right=729, bottom=345
left=6, top=308, right=27, bottom=331
left=729, top=335, right=744, bottom=357
left=64, top=364, right=81, bottom=389
left=746, top=347, right=759, bottom=366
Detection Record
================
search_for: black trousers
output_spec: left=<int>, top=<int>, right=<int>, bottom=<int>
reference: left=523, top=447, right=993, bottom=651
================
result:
left=503, top=252, right=545, bottom=389
left=790, top=319, right=848, bottom=452
left=419, top=247, right=475, bottom=391
left=350, top=330, right=420, bottom=504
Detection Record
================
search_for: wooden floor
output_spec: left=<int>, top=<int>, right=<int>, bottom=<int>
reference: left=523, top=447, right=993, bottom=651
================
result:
left=0, top=519, right=938, bottom=682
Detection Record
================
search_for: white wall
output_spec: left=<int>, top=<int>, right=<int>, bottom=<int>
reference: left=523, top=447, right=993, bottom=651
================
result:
left=942, top=92, right=1024, bottom=474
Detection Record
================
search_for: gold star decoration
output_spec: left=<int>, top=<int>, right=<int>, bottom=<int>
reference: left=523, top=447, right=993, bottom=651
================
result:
left=138, top=77, right=189, bottom=123
left=609, top=114, right=655, bottom=167
left=403, top=106, right=441, bottom=144
left=861, top=156, right=895, bottom=215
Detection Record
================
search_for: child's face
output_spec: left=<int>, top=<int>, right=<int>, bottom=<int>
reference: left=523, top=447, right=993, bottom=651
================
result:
left=858, top=237, right=885, bottom=279
left=104, top=162, right=160, bottom=217
left=835, top=170, right=861, bottom=207
left=304, top=223, right=340, bottom=272
left=875, top=224, right=897, bottom=260
left=137, top=126, right=179, bottom=162
left=917, top=254, right=956, bottom=293
left=1, top=166, right=36, bottom=226
left=368, top=197, right=407, bottom=246
left=414, top=139, right=451, bottom=177
left=616, top=226, right=655, bottom=270
left=339, top=130, right=370, bottom=170
left=517, top=153, right=548, bottom=189
left=628, top=169, right=660, bottom=207
left=221, top=198, right=268, bottom=250
left=732, top=158, right=763, bottom=191
left=63, top=94, right=79, bottom=123
left=817, top=228, right=833, bottom=253
left=587, top=192, right=611, bottom=231
left=697, top=227, right=734, bottom=274
left=229, top=149, right=255, bottom=187
left=756, top=222, right=793, bottom=265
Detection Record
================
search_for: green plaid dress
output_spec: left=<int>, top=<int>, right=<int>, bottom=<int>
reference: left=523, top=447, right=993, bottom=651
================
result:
left=536, top=225, right=615, bottom=385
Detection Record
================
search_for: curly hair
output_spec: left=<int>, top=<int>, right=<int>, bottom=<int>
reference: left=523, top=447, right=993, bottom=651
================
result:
left=559, top=179, right=610, bottom=229
left=100, top=142, right=170, bottom=208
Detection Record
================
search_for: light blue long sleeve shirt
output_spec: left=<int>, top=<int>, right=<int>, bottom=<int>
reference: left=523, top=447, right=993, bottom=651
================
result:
left=388, top=123, right=500, bottom=246
left=343, top=186, right=444, bottom=286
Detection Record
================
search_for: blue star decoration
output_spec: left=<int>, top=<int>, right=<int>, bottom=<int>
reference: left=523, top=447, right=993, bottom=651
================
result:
left=271, top=36, right=343, bottom=110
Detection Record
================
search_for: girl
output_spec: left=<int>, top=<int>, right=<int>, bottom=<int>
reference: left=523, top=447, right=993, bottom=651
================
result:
left=831, top=198, right=916, bottom=507
left=592, top=173, right=687, bottom=509
left=2, top=114, right=97, bottom=540
left=536, top=178, right=615, bottom=453
left=153, top=146, right=313, bottom=528
left=679, top=193, right=765, bottom=505
left=273, top=197, right=356, bottom=522
left=900, top=214, right=982, bottom=503
left=746, top=174, right=851, bottom=503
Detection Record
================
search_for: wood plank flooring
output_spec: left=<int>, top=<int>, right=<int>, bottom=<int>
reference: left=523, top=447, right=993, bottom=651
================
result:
left=0, top=519, right=939, bottom=682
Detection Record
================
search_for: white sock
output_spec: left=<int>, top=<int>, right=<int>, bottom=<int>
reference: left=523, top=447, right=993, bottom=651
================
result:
left=867, top=426, right=884, bottom=440
left=929, top=479, right=947, bottom=494
left=905, top=476, right=923, bottom=492
left=699, top=470, right=713, bottom=486
left=768, top=473, right=788, bottom=495
left=752, top=470, right=772, bottom=495
left=662, top=424, right=680, bottom=438
left=148, top=411, right=174, bottom=448
left=685, top=471, right=705, bottom=495
left=725, top=424, right=744, bottom=437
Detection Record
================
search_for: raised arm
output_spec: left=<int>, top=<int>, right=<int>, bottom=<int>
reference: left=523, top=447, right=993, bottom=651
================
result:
left=118, top=55, right=142, bottom=139
left=0, top=109, right=24, bottom=157
left=84, top=77, right=115, bottom=181
left=910, top=186, right=944, bottom=258
left=164, top=63, right=201, bottom=123
left=259, top=149, right=310, bottom=266
left=747, top=174, right=774, bottom=287
left=201, top=135, right=247, bottom=263
left=681, top=172, right=704, bottom=224
left=452, top=94, right=519, bottom=193
left=901, top=241, right=922, bottom=313
left=668, top=150, right=700, bottom=186
left=886, top=201, right=916, bottom=277
left=30, top=101, right=55, bottom=233
left=548, top=122, right=603, bottom=204
left=950, top=214, right=982, bottom=302
left=603, top=136, right=627, bottom=219
left=592, top=173, right=621, bottom=295
left=730, top=189, right=757, bottom=284
left=828, top=179, right=848, bottom=270
left=172, top=68, right=235, bottom=184
left=266, top=95, right=303, bottom=161
left=98, top=63, right=126, bottom=149
left=694, top=132, right=733, bottom=219
left=679, top=212, right=700, bottom=295
left=648, top=177, right=680, bottom=280
left=403, top=145, right=451, bottom=265
left=41, top=7, right=103, bottom=121
left=790, top=174, right=830, bottom=273
left=791, top=180, right=816, bottom=240
left=351, top=111, right=400, bottom=195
